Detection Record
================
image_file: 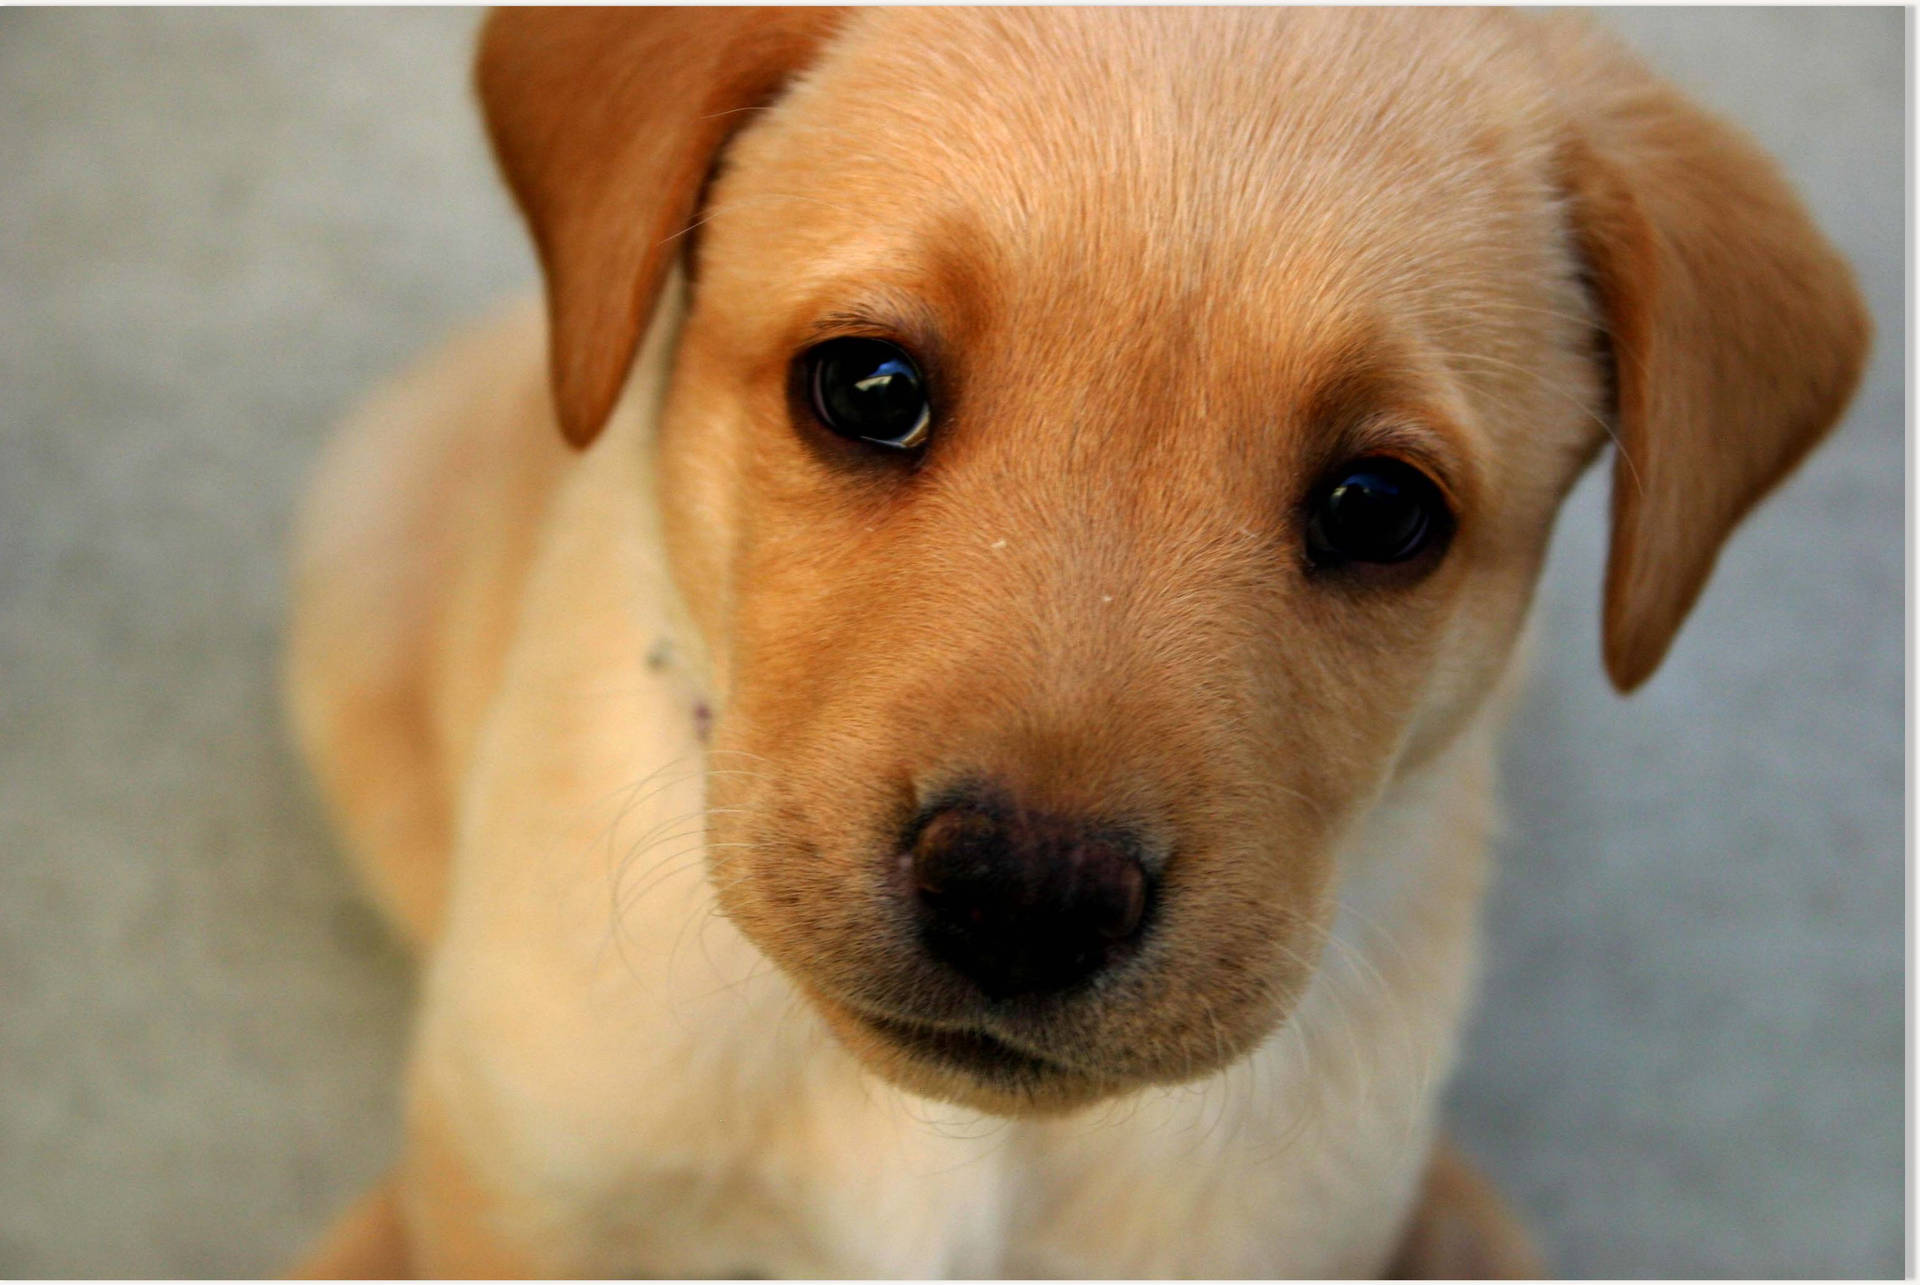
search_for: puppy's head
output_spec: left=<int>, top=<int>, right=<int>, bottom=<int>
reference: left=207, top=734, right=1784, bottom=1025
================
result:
left=479, top=9, right=1866, bottom=1113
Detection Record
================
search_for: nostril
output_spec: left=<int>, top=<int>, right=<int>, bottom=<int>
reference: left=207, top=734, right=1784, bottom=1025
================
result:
left=1079, top=838, right=1148, bottom=942
left=908, top=805, right=1003, bottom=898
left=906, top=795, right=1155, bottom=999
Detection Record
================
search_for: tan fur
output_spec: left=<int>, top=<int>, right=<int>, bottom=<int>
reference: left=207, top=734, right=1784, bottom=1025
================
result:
left=287, top=8, right=1865, bottom=1276
left=1387, top=1138, right=1544, bottom=1279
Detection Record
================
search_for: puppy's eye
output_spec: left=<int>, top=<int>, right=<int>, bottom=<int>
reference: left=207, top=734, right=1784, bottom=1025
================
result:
left=1304, top=457, right=1451, bottom=567
left=802, top=337, right=931, bottom=450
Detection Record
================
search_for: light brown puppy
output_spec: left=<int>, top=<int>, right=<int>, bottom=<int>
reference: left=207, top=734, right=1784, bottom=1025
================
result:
left=286, top=8, right=1866, bottom=1277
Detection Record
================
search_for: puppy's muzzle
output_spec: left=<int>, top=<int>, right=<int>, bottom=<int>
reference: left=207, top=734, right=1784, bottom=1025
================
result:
left=905, top=787, right=1155, bottom=999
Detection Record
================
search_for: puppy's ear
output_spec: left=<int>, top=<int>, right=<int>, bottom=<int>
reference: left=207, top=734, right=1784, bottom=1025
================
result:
left=476, top=7, right=842, bottom=447
left=1548, top=22, right=1870, bottom=692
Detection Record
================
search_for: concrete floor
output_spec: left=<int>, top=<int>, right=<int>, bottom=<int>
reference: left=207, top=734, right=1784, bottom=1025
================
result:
left=0, top=9, right=1902, bottom=1278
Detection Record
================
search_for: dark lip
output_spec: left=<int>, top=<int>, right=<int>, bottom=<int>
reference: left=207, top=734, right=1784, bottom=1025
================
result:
left=856, top=1009, right=1071, bottom=1083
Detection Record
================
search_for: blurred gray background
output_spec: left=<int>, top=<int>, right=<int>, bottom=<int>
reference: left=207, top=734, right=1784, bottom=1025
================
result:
left=0, top=8, right=1902, bottom=1278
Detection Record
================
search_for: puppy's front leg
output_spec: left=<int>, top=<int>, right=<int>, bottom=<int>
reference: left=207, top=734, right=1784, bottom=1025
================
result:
left=392, top=1090, right=545, bottom=1278
left=289, top=1102, right=540, bottom=1280
left=289, top=1171, right=409, bottom=1279
left=1387, top=1135, right=1542, bottom=1279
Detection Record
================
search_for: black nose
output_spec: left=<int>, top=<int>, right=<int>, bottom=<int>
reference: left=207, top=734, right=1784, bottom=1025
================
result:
left=906, top=794, right=1153, bottom=1000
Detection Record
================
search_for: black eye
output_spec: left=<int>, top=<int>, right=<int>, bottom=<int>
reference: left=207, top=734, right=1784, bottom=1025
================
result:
left=1304, top=457, right=1452, bottom=567
left=802, top=337, right=931, bottom=450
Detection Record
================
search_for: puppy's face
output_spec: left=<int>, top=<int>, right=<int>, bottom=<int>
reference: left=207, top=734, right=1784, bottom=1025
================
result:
left=655, top=10, right=1599, bottom=1112
left=480, top=8, right=1864, bottom=1115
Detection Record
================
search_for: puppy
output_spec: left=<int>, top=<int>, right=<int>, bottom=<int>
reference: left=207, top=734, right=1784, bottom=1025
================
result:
left=285, top=8, right=1867, bottom=1277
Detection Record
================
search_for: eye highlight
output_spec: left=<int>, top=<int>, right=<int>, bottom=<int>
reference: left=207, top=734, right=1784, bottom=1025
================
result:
left=1304, top=456, right=1453, bottom=568
left=801, top=337, right=932, bottom=450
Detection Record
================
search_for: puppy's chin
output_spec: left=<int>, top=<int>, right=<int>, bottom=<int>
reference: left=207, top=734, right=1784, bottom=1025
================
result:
left=808, top=992, right=1126, bottom=1118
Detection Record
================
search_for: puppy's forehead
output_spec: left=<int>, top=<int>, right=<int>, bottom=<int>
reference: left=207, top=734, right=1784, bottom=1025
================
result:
left=716, top=7, right=1560, bottom=333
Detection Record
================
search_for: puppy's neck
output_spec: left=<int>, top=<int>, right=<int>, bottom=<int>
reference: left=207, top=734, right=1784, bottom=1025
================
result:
left=595, top=268, right=719, bottom=706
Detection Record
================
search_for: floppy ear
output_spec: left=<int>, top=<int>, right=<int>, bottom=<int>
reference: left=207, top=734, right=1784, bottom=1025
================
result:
left=476, top=7, right=843, bottom=447
left=1548, top=23, right=1870, bottom=692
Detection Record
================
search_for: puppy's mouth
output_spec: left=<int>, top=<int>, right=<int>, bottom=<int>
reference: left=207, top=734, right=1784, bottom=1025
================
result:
left=854, top=1009, right=1065, bottom=1082
left=808, top=992, right=1130, bottom=1113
